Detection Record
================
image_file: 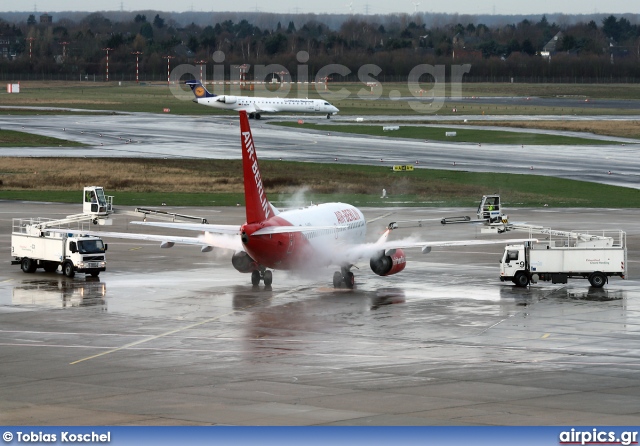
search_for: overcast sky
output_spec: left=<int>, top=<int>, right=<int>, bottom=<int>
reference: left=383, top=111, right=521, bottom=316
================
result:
left=3, top=0, right=637, bottom=15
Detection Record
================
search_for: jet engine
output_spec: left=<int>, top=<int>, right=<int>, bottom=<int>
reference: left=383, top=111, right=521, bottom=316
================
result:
left=231, top=251, right=258, bottom=273
left=216, top=95, right=237, bottom=104
left=370, top=249, right=407, bottom=276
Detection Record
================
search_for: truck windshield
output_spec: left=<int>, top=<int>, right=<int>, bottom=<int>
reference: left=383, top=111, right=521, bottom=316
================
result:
left=77, top=240, right=105, bottom=254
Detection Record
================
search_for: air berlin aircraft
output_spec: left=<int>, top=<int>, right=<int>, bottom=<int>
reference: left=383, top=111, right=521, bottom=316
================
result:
left=56, top=111, right=534, bottom=288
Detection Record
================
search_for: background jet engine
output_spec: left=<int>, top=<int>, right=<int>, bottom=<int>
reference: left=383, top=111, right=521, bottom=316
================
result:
left=370, top=249, right=407, bottom=276
left=216, top=95, right=237, bottom=104
left=231, top=251, right=258, bottom=273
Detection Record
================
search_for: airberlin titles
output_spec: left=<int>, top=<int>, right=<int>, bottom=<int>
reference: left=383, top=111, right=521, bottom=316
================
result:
left=242, top=130, right=270, bottom=220
left=334, top=208, right=361, bottom=224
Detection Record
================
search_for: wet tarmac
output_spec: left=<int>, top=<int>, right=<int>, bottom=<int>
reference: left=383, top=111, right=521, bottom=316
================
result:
left=1, top=202, right=640, bottom=425
left=0, top=113, right=639, bottom=189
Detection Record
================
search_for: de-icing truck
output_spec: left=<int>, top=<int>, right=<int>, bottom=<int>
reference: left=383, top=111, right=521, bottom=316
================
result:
left=10, top=186, right=111, bottom=278
left=500, top=228, right=626, bottom=288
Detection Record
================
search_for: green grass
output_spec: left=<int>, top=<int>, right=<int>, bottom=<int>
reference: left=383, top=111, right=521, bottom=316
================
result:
left=2, top=82, right=640, bottom=116
left=270, top=122, right=619, bottom=145
left=0, top=129, right=86, bottom=147
left=1, top=161, right=638, bottom=208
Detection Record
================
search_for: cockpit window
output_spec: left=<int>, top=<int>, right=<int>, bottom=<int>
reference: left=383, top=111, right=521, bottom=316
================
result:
left=324, top=102, right=329, bottom=105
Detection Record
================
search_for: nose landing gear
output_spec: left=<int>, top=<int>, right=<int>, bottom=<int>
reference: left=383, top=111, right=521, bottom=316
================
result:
left=333, top=266, right=355, bottom=289
left=251, top=269, right=273, bottom=286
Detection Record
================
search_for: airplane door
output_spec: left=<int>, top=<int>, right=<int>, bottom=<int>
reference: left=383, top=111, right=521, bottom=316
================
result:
left=314, top=102, right=320, bottom=111
left=287, top=233, right=294, bottom=254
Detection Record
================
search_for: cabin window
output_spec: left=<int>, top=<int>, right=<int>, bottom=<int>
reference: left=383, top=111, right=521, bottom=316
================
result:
left=506, top=250, right=519, bottom=262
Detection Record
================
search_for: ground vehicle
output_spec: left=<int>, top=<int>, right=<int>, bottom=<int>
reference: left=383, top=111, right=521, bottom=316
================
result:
left=500, top=229, right=626, bottom=288
left=11, top=218, right=107, bottom=278
left=10, top=186, right=111, bottom=278
left=441, top=194, right=506, bottom=226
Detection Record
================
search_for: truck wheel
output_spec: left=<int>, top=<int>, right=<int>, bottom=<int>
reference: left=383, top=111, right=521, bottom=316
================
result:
left=589, top=272, right=606, bottom=288
left=63, top=261, right=75, bottom=278
left=21, top=258, right=37, bottom=273
left=514, top=272, right=529, bottom=287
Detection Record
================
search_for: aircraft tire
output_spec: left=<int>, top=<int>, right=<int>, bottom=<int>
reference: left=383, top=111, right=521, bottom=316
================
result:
left=345, top=272, right=355, bottom=289
left=255, top=113, right=261, bottom=120
left=251, top=270, right=261, bottom=286
left=263, top=270, right=273, bottom=286
left=333, top=271, right=342, bottom=288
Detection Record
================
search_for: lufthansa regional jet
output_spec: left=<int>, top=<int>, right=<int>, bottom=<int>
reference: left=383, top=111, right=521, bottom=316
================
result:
left=55, top=111, right=534, bottom=288
left=185, top=80, right=339, bottom=120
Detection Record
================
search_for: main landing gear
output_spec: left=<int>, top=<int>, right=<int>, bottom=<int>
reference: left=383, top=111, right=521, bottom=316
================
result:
left=333, top=266, right=355, bottom=289
left=248, top=113, right=261, bottom=120
left=251, top=268, right=272, bottom=287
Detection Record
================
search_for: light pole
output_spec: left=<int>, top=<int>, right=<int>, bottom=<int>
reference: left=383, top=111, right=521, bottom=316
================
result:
left=26, top=37, right=35, bottom=62
left=131, top=51, right=143, bottom=83
left=195, top=59, right=207, bottom=82
left=60, top=41, right=69, bottom=60
left=102, top=47, right=112, bottom=82
left=164, top=55, right=175, bottom=85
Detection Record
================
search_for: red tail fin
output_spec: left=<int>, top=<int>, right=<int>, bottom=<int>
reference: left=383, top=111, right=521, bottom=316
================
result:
left=240, top=111, right=271, bottom=223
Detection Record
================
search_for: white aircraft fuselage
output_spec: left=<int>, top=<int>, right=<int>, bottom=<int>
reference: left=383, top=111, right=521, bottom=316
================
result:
left=195, top=95, right=339, bottom=117
left=186, top=79, right=339, bottom=118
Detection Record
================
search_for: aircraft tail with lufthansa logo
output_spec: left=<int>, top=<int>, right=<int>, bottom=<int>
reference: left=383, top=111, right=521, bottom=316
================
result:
left=185, top=79, right=216, bottom=99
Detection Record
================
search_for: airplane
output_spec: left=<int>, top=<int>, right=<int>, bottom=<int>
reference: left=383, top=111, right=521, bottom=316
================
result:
left=185, top=79, right=340, bottom=120
left=53, top=111, right=535, bottom=288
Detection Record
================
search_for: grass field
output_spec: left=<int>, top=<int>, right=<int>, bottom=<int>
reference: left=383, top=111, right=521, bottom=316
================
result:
left=0, top=157, right=638, bottom=208
left=453, top=120, right=640, bottom=140
left=1, top=82, right=638, bottom=209
left=2, top=81, right=640, bottom=117
left=0, top=129, right=86, bottom=147
left=270, top=122, right=619, bottom=145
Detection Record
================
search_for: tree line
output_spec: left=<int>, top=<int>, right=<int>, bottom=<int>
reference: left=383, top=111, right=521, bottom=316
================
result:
left=1, top=12, right=639, bottom=82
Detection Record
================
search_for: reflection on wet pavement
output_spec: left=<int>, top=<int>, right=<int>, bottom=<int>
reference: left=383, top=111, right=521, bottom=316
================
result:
left=11, top=276, right=106, bottom=309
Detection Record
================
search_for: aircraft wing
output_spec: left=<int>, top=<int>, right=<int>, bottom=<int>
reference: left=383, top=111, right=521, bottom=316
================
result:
left=131, top=221, right=240, bottom=235
left=253, top=103, right=278, bottom=113
left=376, top=237, right=538, bottom=254
left=47, top=228, right=243, bottom=252
left=340, top=228, right=536, bottom=264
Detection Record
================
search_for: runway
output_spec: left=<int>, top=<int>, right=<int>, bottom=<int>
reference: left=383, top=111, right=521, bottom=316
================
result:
left=1, top=113, right=640, bottom=189
left=1, top=202, right=639, bottom=425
